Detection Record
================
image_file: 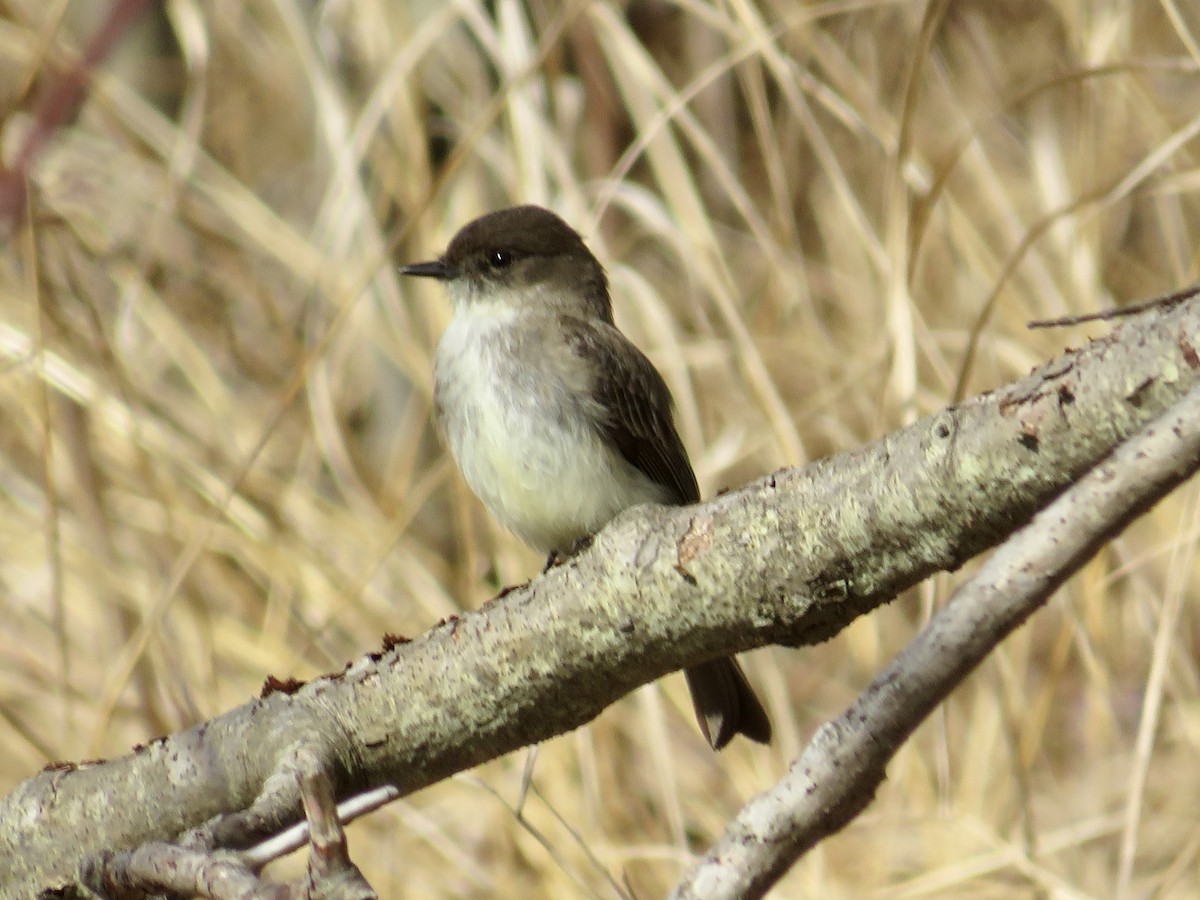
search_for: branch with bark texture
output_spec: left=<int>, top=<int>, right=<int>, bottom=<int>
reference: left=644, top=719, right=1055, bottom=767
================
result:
left=2, top=294, right=1197, bottom=896
left=672, top=374, right=1200, bottom=899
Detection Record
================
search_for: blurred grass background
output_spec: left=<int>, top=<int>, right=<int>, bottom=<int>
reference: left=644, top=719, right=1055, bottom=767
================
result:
left=1, top=0, right=1199, bottom=896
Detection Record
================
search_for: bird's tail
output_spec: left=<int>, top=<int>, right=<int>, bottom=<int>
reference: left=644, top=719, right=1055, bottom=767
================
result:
left=684, top=656, right=772, bottom=750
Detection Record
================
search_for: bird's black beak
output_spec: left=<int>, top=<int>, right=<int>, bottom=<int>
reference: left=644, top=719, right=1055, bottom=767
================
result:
left=400, top=259, right=453, bottom=280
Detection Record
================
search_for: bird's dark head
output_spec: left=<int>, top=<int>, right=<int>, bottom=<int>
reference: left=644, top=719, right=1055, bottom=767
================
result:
left=401, top=205, right=612, bottom=322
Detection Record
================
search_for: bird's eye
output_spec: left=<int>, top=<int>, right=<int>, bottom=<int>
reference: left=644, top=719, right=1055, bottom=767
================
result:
left=487, top=250, right=514, bottom=270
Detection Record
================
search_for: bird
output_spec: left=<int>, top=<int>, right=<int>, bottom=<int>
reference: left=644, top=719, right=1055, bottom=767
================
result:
left=400, top=204, right=771, bottom=750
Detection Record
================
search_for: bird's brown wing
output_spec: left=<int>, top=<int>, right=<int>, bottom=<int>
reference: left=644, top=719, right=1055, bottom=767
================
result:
left=561, top=316, right=700, bottom=505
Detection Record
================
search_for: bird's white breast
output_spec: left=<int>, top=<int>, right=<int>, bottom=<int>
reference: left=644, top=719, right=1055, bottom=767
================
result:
left=433, top=305, right=666, bottom=554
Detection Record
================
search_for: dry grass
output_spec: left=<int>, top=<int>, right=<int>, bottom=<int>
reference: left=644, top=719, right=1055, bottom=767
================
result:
left=1, top=0, right=1199, bottom=896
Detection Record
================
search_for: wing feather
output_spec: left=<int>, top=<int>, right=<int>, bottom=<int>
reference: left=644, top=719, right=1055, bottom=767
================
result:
left=561, top=316, right=700, bottom=505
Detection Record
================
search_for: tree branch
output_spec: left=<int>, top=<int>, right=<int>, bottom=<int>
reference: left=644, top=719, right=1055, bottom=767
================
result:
left=2, top=295, right=1197, bottom=895
left=671, top=375, right=1200, bottom=899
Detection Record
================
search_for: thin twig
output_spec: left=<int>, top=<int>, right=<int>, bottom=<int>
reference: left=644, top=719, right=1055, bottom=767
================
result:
left=1028, top=283, right=1200, bottom=328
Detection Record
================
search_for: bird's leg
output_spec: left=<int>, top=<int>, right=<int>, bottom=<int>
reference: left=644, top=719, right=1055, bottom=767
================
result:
left=541, top=533, right=596, bottom=572
left=567, top=533, right=595, bottom=557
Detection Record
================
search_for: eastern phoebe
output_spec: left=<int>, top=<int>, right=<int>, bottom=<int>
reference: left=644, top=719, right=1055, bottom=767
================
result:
left=400, top=205, right=771, bottom=750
